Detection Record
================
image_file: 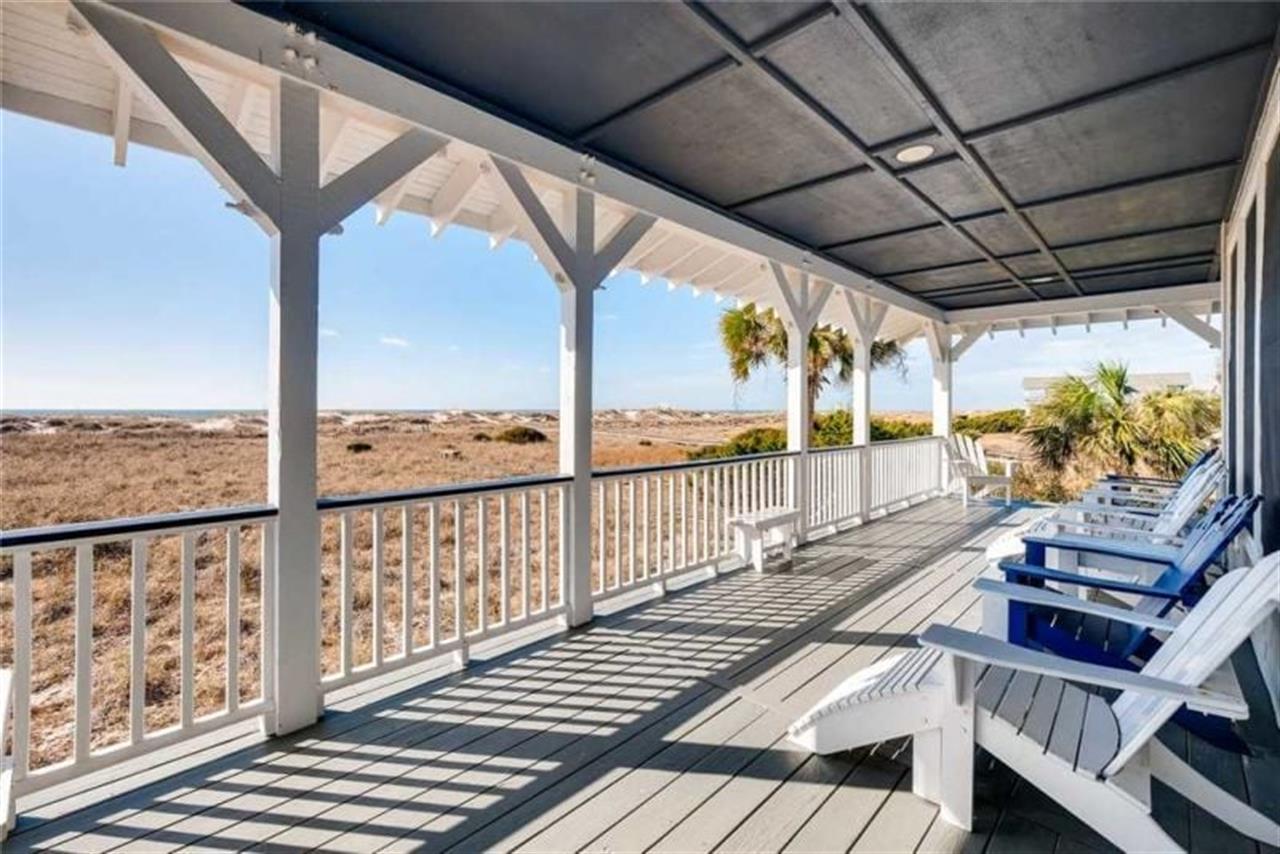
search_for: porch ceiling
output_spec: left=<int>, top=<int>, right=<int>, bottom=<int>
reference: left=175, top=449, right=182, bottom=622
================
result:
left=251, top=1, right=1278, bottom=311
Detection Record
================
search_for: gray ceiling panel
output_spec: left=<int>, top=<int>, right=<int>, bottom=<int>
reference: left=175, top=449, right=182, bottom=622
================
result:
left=1077, top=264, right=1215, bottom=295
left=933, top=287, right=1028, bottom=310
left=1057, top=224, right=1220, bottom=272
left=973, top=50, right=1269, bottom=202
left=866, top=3, right=1280, bottom=132
left=891, top=260, right=1007, bottom=292
left=273, top=2, right=725, bottom=135
left=905, top=157, right=999, bottom=217
left=833, top=225, right=982, bottom=275
left=740, top=169, right=935, bottom=246
left=590, top=66, right=856, bottom=204
left=766, top=17, right=932, bottom=147
left=1025, top=168, right=1238, bottom=246
left=704, top=1, right=829, bottom=44
left=959, top=213, right=1038, bottom=256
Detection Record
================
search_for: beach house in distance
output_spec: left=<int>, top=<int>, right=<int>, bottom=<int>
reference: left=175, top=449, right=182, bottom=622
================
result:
left=1022, top=372, right=1196, bottom=409
left=1, top=3, right=1278, bottom=851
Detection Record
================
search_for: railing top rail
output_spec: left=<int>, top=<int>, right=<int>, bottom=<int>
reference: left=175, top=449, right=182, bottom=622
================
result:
left=809, top=443, right=863, bottom=455
left=868, top=435, right=946, bottom=449
left=317, top=472, right=573, bottom=511
left=592, top=449, right=800, bottom=479
left=0, top=504, right=278, bottom=551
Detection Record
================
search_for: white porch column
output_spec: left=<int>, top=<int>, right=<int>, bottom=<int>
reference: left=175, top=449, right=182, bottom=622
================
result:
left=843, top=293, right=887, bottom=520
left=487, top=158, right=654, bottom=626
left=769, top=263, right=832, bottom=540
left=926, top=321, right=953, bottom=439
left=76, top=2, right=447, bottom=734
left=266, top=79, right=323, bottom=733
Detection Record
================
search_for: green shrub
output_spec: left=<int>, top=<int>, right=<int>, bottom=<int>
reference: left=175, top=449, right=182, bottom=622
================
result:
left=955, top=409, right=1025, bottom=436
left=472, top=432, right=492, bottom=442
left=495, top=425, right=548, bottom=444
left=687, top=427, right=786, bottom=460
left=870, top=418, right=931, bottom=441
left=346, top=441, right=373, bottom=453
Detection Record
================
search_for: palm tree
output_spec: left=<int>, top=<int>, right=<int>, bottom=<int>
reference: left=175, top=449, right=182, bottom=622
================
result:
left=718, top=303, right=905, bottom=437
left=1023, top=361, right=1218, bottom=477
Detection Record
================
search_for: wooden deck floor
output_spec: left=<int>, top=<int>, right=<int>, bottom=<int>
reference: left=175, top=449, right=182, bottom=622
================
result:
left=10, top=498, right=1280, bottom=853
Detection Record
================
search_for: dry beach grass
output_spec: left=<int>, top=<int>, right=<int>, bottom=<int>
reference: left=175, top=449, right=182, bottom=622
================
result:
left=0, top=409, right=772, bottom=768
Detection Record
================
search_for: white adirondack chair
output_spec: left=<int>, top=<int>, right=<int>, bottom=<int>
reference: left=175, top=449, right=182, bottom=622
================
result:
left=947, top=435, right=1012, bottom=508
left=789, top=553, right=1280, bottom=852
left=1045, top=454, right=1224, bottom=546
left=1081, top=448, right=1222, bottom=509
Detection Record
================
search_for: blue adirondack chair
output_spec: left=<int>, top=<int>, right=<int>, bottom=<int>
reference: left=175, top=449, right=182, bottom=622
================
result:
left=1001, top=494, right=1259, bottom=668
left=995, top=494, right=1260, bottom=750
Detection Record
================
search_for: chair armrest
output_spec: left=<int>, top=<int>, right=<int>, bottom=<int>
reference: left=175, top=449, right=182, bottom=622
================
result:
left=1055, top=504, right=1160, bottom=526
left=997, top=560, right=1181, bottom=599
left=1081, top=489, right=1170, bottom=508
left=919, top=625, right=1243, bottom=718
left=1020, top=531, right=1181, bottom=565
left=1103, top=474, right=1180, bottom=486
left=1046, top=520, right=1182, bottom=546
left=973, top=579, right=1180, bottom=631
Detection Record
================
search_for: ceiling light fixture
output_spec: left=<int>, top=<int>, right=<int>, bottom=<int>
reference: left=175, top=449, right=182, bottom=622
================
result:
left=1028, top=275, right=1055, bottom=284
left=894, top=144, right=935, bottom=164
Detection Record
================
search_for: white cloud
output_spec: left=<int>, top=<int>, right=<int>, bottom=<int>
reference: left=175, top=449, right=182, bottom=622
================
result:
left=319, top=327, right=340, bottom=338
left=379, top=335, right=411, bottom=349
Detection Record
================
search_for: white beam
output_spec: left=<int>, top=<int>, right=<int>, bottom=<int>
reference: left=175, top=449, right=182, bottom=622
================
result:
left=317, top=129, right=446, bottom=233
left=950, top=324, right=989, bottom=361
left=317, top=112, right=348, bottom=181
left=593, top=212, right=658, bottom=282
left=111, top=0, right=944, bottom=321
left=111, top=76, right=132, bottom=166
left=487, top=156, right=576, bottom=285
left=429, top=158, right=483, bottom=237
left=485, top=201, right=518, bottom=249
left=75, top=1, right=280, bottom=229
left=373, top=169, right=415, bottom=225
left=1160, top=306, right=1221, bottom=348
left=768, top=261, right=805, bottom=328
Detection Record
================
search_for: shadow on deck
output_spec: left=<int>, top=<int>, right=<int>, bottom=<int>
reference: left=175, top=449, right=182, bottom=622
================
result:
left=10, top=498, right=1279, bottom=853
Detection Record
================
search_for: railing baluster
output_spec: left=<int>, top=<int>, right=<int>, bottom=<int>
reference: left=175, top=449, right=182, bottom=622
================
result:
left=596, top=482, right=605, bottom=592
left=454, top=499, right=466, bottom=646
left=627, top=479, right=636, bottom=585
left=557, top=485, right=568, bottom=607
left=641, top=477, right=651, bottom=579
left=261, top=522, right=276, bottom=712
left=540, top=489, right=550, bottom=612
left=129, top=539, right=146, bottom=744
left=428, top=502, right=439, bottom=649
left=680, top=471, right=688, bottom=568
left=612, top=480, right=622, bottom=590
left=13, top=550, right=31, bottom=780
left=402, top=504, right=414, bottom=657
left=521, top=491, right=531, bottom=620
left=226, top=528, right=240, bottom=713
left=700, top=469, right=709, bottom=562
left=476, top=498, right=487, bottom=634
left=340, top=512, right=354, bottom=676
left=499, top=493, right=509, bottom=625
left=372, top=507, right=384, bottom=667
left=179, top=534, right=194, bottom=732
left=655, top=476, right=664, bottom=575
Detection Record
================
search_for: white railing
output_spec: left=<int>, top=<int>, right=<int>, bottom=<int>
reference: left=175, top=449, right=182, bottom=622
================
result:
left=0, top=506, right=278, bottom=799
left=807, top=436, right=948, bottom=531
left=315, top=474, right=571, bottom=691
left=808, top=445, right=864, bottom=531
left=868, top=436, right=947, bottom=512
left=589, top=452, right=797, bottom=602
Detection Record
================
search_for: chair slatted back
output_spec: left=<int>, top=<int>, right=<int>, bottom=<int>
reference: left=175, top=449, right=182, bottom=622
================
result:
left=1107, top=552, right=1280, bottom=774
left=1149, top=457, right=1224, bottom=538
left=947, top=436, right=983, bottom=478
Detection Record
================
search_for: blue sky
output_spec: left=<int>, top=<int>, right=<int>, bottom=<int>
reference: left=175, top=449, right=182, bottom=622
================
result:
left=1, top=112, right=1220, bottom=413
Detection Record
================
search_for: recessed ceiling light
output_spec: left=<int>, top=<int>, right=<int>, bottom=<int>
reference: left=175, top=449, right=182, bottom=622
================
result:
left=1028, top=275, right=1055, bottom=284
left=894, top=144, right=935, bottom=164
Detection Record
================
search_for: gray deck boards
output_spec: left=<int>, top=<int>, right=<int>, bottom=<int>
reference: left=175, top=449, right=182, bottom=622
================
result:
left=9, top=497, right=1279, bottom=853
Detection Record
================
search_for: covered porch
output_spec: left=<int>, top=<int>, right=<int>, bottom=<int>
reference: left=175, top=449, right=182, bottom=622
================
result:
left=2, top=1, right=1279, bottom=850
left=9, top=498, right=1278, bottom=853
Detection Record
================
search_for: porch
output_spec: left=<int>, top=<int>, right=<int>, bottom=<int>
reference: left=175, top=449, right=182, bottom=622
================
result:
left=8, top=498, right=1279, bottom=853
